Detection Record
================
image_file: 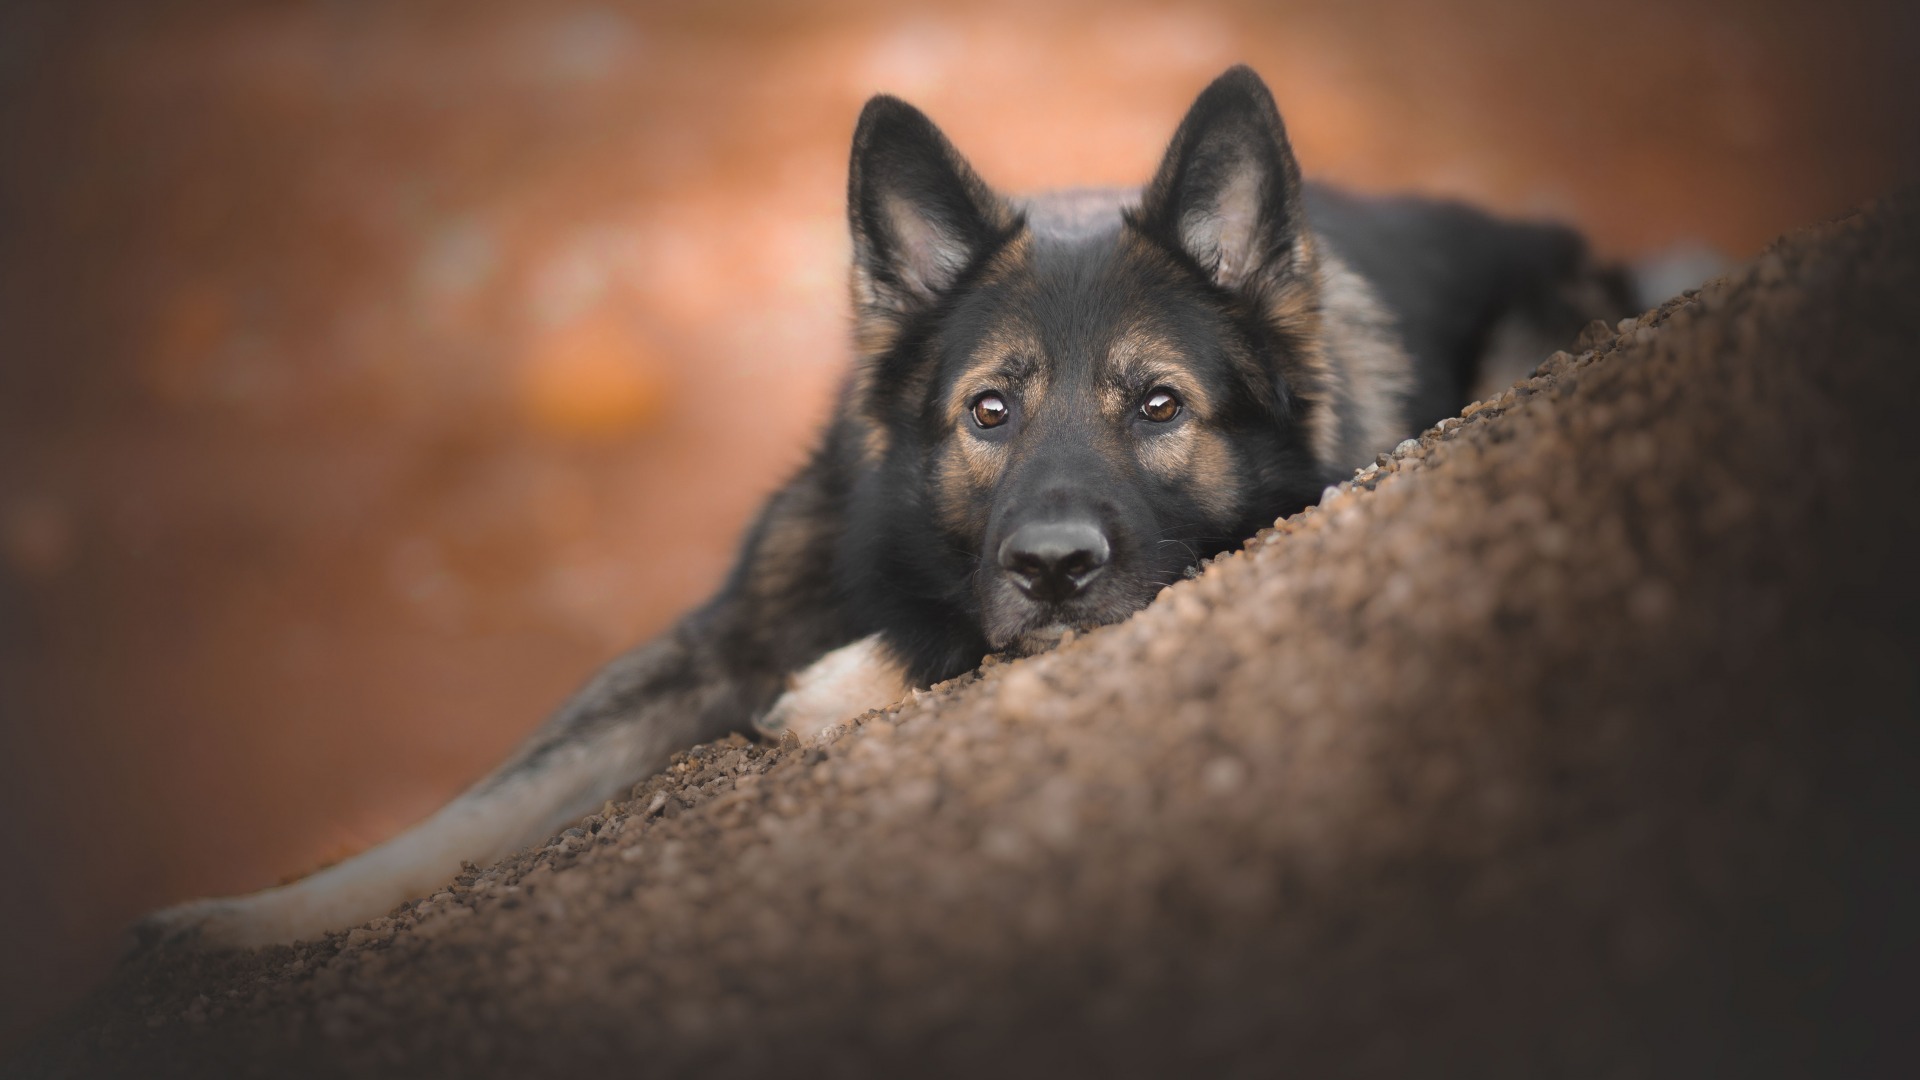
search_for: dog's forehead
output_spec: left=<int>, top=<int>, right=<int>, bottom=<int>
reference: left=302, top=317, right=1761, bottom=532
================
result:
left=1016, top=188, right=1137, bottom=243
left=935, top=192, right=1227, bottom=397
left=960, top=227, right=1152, bottom=354
left=1012, top=239, right=1216, bottom=374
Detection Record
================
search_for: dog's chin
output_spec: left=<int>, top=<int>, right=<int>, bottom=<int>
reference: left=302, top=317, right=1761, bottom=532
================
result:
left=1003, top=621, right=1076, bottom=658
left=981, top=580, right=1153, bottom=658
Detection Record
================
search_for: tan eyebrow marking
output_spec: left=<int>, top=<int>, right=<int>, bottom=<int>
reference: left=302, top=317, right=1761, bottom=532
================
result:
left=944, top=321, right=1050, bottom=423
left=1099, top=328, right=1214, bottom=419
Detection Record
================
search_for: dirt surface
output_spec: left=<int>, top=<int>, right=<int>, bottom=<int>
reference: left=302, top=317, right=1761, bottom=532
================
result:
left=14, top=197, right=1920, bottom=1077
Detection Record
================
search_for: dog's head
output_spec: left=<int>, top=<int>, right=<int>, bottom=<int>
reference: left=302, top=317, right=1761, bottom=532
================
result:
left=841, top=67, right=1337, bottom=670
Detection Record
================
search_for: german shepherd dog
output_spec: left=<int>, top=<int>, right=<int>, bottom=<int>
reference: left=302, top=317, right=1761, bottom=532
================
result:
left=143, top=67, right=1628, bottom=948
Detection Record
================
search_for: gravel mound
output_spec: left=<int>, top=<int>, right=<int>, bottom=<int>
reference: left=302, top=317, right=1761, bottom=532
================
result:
left=13, top=195, right=1919, bottom=1079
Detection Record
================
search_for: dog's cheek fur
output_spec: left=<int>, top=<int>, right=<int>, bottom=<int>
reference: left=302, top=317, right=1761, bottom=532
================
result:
left=1133, top=422, right=1245, bottom=525
left=931, top=432, right=1004, bottom=540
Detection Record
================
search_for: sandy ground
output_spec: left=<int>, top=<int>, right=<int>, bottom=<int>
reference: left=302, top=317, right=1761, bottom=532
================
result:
left=10, top=194, right=1917, bottom=1077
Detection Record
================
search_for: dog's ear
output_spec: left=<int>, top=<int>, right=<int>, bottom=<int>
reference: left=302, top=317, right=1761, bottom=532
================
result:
left=848, top=96, right=1013, bottom=319
left=1134, top=66, right=1308, bottom=297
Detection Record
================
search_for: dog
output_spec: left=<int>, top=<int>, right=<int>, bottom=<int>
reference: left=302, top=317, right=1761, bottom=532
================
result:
left=141, top=65, right=1630, bottom=948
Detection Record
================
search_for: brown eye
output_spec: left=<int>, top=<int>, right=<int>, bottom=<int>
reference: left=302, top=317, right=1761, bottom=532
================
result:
left=1140, top=388, right=1182, bottom=423
left=971, top=391, right=1010, bottom=429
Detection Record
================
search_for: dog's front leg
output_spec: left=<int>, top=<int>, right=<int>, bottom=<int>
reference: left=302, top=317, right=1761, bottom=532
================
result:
left=755, top=634, right=914, bottom=741
left=137, top=623, right=762, bottom=950
left=136, top=734, right=628, bottom=948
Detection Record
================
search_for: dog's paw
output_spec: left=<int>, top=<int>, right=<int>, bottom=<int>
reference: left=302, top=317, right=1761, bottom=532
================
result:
left=755, top=634, right=911, bottom=741
left=756, top=680, right=853, bottom=741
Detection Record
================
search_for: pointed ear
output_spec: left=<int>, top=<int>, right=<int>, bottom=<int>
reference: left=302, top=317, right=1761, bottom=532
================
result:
left=1133, top=66, right=1308, bottom=296
left=848, top=96, right=1013, bottom=320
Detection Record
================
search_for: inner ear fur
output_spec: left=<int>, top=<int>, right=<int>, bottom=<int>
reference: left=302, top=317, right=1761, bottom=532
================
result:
left=847, top=95, right=1016, bottom=323
left=1131, top=65, right=1312, bottom=301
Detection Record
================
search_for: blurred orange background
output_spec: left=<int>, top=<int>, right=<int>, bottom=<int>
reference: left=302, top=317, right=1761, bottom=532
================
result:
left=2, top=0, right=1915, bottom=1049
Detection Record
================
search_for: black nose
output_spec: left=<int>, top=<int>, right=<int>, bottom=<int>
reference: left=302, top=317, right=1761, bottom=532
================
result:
left=998, top=521, right=1111, bottom=602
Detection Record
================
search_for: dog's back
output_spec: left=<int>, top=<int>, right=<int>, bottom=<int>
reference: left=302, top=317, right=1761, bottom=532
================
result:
left=1306, top=186, right=1633, bottom=427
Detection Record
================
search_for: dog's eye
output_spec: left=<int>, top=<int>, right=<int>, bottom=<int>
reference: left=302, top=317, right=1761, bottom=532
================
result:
left=971, top=392, right=1010, bottom=429
left=1140, top=388, right=1182, bottom=423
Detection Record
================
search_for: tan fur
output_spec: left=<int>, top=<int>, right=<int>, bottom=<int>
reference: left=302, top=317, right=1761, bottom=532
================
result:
left=1246, top=231, right=1410, bottom=473
left=930, top=309, right=1052, bottom=533
left=1313, top=250, right=1412, bottom=469
left=1135, top=424, right=1243, bottom=521
left=1101, top=329, right=1243, bottom=520
left=975, top=230, right=1034, bottom=285
left=934, top=438, right=1006, bottom=536
left=1103, top=329, right=1217, bottom=418
left=857, top=418, right=890, bottom=469
left=746, top=495, right=827, bottom=603
left=848, top=317, right=896, bottom=467
left=943, top=321, right=1050, bottom=423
